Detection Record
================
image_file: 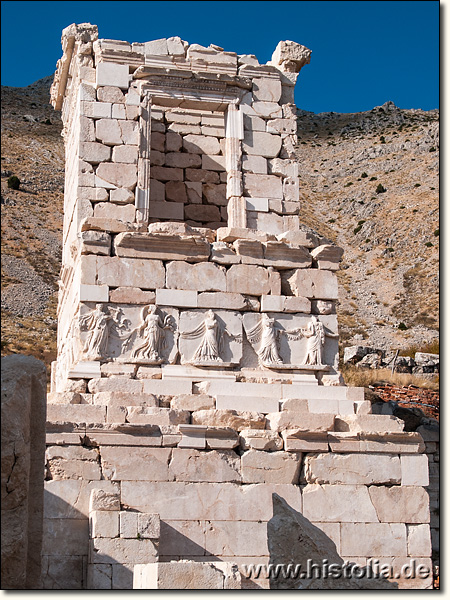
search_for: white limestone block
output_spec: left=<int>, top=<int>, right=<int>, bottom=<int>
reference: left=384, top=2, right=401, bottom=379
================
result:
left=145, top=38, right=169, bottom=55
left=252, top=101, right=283, bottom=118
left=119, top=120, right=139, bottom=145
left=287, top=269, right=339, bottom=299
left=142, top=379, right=193, bottom=395
left=204, top=380, right=282, bottom=398
left=79, top=284, right=109, bottom=302
left=95, top=118, right=123, bottom=145
left=303, top=484, right=379, bottom=522
left=101, top=446, right=172, bottom=481
left=91, top=538, right=157, bottom=564
left=401, top=454, right=429, bottom=486
left=80, top=141, right=111, bottom=164
left=93, top=202, right=135, bottom=222
left=368, top=486, right=430, bottom=523
left=112, top=103, right=126, bottom=119
left=96, top=256, right=165, bottom=289
left=226, top=264, right=270, bottom=295
left=407, top=524, right=432, bottom=557
left=133, top=561, right=240, bottom=590
left=169, top=449, right=241, bottom=483
left=182, top=134, right=221, bottom=155
left=126, top=407, right=189, bottom=427
left=96, top=163, right=137, bottom=189
left=88, top=378, right=144, bottom=394
left=81, top=101, right=111, bottom=119
left=171, top=394, right=215, bottom=411
left=252, top=77, right=282, bottom=102
left=267, top=412, right=335, bottom=432
left=239, top=429, right=283, bottom=451
left=266, top=118, right=296, bottom=135
left=87, top=564, right=112, bottom=589
left=178, top=424, right=207, bottom=449
left=241, top=450, right=301, bottom=484
left=245, top=197, right=269, bottom=212
left=304, top=453, right=401, bottom=485
left=96, top=62, right=130, bottom=89
left=109, top=187, right=134, bottom=204
left=121, top=481, right=301, bottom=521
left=156, top=288, right=197, bottom=308
left=282, top=430, right=329, bottom=452
left=120, top=511, right=138, bottom=539
left=242, top=131, right=282, bottom=158
left=98, top=86, right=125, bottom=103
left=90, top=510, right=119, bottom=538
left=68, top=360, right=101, bottom=379
left=166, top=261, right=226, bottom=292
left=216, top=395, right=279, bottom=414
left=112, top=145, right=138, bottom=164
left=334, top=414, right=404, bottom=433
left=89, top=488, right=121, bottom=512
left=202, top=154, right=226, bottom=171
left=205, top=521, right=268, bottom=557
left=340, top=523, right=407, bottom=557
left=242, top=155, right=267, bottom=174
left=191, top=409, right=266, bottom=431
left=198, top=292, right=251, bottom=311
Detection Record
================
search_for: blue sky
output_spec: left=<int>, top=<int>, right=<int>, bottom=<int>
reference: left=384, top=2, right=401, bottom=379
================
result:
left=1, top=1, right=439, bottom=113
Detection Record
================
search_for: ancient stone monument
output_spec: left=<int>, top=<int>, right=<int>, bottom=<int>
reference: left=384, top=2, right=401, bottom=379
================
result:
left=42, top=23, right=432, bottom=589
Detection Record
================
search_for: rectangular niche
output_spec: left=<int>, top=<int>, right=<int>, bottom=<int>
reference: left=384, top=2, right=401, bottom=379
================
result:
left=148, top=104, right=228, bottom=228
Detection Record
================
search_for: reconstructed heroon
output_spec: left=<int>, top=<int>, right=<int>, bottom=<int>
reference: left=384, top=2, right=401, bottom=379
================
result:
left=43, top=23, right=432, bottom=589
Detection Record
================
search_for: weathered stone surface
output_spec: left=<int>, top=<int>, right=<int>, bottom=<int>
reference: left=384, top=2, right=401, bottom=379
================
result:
left=401, top=454, right=429, bottom=486
left=205, top=427, right=240, bottom=450
left=198, top=292, right=251, bottom=311
left=241, top=450, right=300, bottom=484
left=126, top=407, right=190, bottom=426
left=286, top=269, right=338, bottom=299
left=1, top=355, right=47, bottom=589
left=134, top=561, right=241, bottom=590
left=97, top=255, right=164, bottom=289
left=170, top=394, right=215, bottom=411
left=334, top=414, right=404, bottom=433
left=267, top=494, right=396, bottom=590
left=90, top=488, right=121, bottom=512
left=122, top=481, right=302, bottom=521
left=80, top=142, right=111, bottom=164
left=243, top=173, right=283, bottom=199
left=90, top=510, right=119, bottom=538
left=282, top=431, right=329, bottom=452
left=80, top=230, right=111, bottom=255
left=303, top=484, right=379, bottom=522
left=100, top=446, right=171, bottom=481
left=166, top=261, right=226, bottom=292
left=304, top=453, right=401, bottom=485
left=407, top=524, right=432, bottom=557
left=46, top=446, right=101, bottom=480
left=340, top=523, right=406, bottom=558
left=91, top=537, right=157, bottom=564
left=311, top=244, right=344, bottom=270
left=109, top=287, right=155, bottom=304
left=242, top=131, right=282, bottom=158
left=239, top=429, right=283, bottom=451
left=96, top=163, right=137, bottom=189
left=184, top=204, right=221, bottom=223
left=264, top=241, right=311, bottom=268
left=277, top=230, right=319, bottom=248
left=182, top=134, right=221, bottom=155
left=226, top=264, right=270, bottom=295
left=368, top=486, right=430, bottom=523
left=192, top=409, right=266, bottom=430
left=169, top=449, right=241, bottom=483
left=138, top=513, right=160, bottom=539
left=266, top=412, right=335, bottom=432
left=93, top=202, right=135, bottom=222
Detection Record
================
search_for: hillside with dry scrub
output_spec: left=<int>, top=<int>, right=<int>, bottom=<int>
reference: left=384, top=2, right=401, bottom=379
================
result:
left=1, top=79, right=439, bottom=375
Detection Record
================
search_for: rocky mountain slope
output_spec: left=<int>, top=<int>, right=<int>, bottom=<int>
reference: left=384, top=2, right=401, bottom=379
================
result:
left=1, top=78, right=439, bottom=374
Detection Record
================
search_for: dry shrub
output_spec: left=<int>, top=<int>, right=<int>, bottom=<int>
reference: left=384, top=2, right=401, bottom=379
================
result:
left=341, top=365, right=439, bottom=391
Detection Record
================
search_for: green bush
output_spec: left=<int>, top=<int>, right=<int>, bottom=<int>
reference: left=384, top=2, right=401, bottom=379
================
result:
left=388, top=247, right=394, bottom=252
left=425, top=242, right=433, bottom=247
left=429, top=146, right=436, bottom=152
left=369, top=176, right=377, bottom=181
left=353, top=225, right=363, bottom=234
left=328, top=218, right=336, bottom=223
left=7, top=175, right=20, bottom=190
left=375, top=184, right=386, bottom=194
left=434, top=229, right=439, bottom=237
left=414, top=183, right=421, bottom=188
left=380, top=136, right=386, bottom=143
left=344, top=182, right=353, bottom=187
left=361, top=172, right=368, bottom=178
left=398, top=322, right=408, bottom=331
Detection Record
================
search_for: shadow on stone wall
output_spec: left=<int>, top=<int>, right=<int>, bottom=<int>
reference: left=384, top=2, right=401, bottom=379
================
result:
left=267, top=494, right=398, bottom=590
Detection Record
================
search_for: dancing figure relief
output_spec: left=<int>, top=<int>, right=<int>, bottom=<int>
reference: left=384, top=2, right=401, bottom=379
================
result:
left=245, top=313, right=301, bottom=367
left=126, top=305, right=175, bottom=363
left=79, top=304, right=131, bottom=361
left=180, top=310, right=241, bottom=365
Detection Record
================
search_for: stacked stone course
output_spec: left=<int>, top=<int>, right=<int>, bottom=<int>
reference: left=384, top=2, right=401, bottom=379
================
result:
left=42, top=23, right=434, bottom=589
